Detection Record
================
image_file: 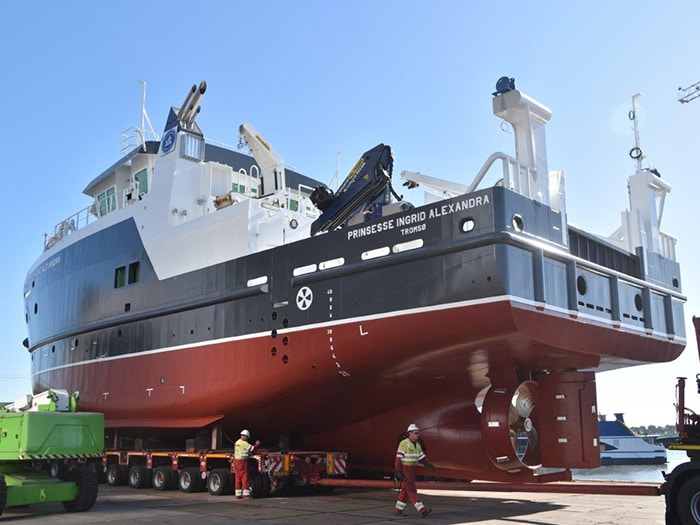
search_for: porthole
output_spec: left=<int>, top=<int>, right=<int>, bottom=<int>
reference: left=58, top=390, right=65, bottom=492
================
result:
left=577, top=275, right=587, bottom=296
left=512, top=214, right=524, bottom=232
left=282, top=336, right=289, bottom=346
left=634, top=293, right=643, bottom=312
left=272, top=312, right=278, bottom=321
left=283, top=318, right=289, bottom=328
left=460, top=218, right=476, bottom=233
left=271, top=347, right=277, bottom=357
left=73, top=338, right=79, bottom=348
left=282, top=355, right=289, bottom=364
left=271, top=329, right=277, bottom=339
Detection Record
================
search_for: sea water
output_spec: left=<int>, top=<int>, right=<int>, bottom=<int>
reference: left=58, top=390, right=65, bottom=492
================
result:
left=571, top=449, right=688, bottom=483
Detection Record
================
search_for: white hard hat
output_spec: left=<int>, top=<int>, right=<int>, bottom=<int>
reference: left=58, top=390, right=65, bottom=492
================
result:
left=407, top=423, right=420, bottom=432
left=240, top=429, right=251, bottom=438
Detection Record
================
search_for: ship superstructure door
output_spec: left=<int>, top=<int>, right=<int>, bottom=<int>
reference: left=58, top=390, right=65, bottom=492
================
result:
left=271, top=245, right=290, bottom=309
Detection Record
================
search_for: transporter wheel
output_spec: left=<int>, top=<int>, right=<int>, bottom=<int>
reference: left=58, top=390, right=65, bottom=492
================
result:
left=152, top=466, right=175, bottom=491
left=128, top=465, right=151, bottom=489
left=179, top=466, right=205, bottom=493
left=250, top=471, right=271, bottom=498
left=63, top=467, right=98, bottom=512
left=207, top=469, right=233, bottom=496
left=106, top=463, right=126, bottom=486
left=0, top=473, right=6, bottom=517
left=677, top=475, right=700, bottom=525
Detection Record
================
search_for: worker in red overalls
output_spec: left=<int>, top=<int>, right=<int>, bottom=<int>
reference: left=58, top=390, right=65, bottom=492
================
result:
left=233, top=429, right=261, bottom=499
left=394, top=423, right=435, bottom=517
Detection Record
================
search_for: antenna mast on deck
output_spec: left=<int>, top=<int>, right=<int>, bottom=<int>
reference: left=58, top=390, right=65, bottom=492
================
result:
left=678, top=81, right=700, bottom=104
left=121, top=81, right=160, bottom=154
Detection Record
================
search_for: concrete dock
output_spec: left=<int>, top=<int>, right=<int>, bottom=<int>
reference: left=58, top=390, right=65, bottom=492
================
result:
left=1, top=484, right=665, bottom=524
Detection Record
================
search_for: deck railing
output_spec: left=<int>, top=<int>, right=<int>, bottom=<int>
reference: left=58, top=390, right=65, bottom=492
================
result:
left=44, top=205, right=97, bottom=251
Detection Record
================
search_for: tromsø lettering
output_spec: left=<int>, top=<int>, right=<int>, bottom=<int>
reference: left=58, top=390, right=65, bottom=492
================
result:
left=347, top=194, right=489, bottom=240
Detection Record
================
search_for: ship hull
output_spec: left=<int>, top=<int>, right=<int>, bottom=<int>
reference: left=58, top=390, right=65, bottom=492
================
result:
left=26, top=185, right=686, bottom=481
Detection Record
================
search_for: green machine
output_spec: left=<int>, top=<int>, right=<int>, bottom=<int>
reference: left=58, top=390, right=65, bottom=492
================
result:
left=0, top=390, right=104, bottom=516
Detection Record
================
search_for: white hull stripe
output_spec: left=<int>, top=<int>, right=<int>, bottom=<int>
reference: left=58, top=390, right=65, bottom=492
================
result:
left=33, top=294, right=684, bottom=378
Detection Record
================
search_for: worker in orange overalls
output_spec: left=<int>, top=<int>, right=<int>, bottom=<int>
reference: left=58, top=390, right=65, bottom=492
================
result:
left=233, top=429, right=261, bottom=499
left=394, top=423, right=435, bottom=517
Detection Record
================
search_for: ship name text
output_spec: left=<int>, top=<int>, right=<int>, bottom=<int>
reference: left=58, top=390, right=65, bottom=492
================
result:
left=347, top=194, right=490, bottom=240
left=29, top=255, right=62, bottom=281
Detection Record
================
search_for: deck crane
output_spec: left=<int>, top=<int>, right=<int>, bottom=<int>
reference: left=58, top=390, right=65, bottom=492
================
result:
left=238, top=123, right=286, bottom=196
left=678, top=81, right=700, bottom=104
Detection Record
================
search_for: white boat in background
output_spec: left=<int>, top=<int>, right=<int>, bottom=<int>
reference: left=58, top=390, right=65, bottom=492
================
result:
left=599, top=413, right=667, bottom=465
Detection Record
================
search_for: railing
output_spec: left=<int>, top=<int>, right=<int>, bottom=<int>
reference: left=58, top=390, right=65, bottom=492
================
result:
left=467, top=152, right=537, bottom=197
left=660, top=232, right=677, bottom=261
left=44, top=205, right=97, bottom=251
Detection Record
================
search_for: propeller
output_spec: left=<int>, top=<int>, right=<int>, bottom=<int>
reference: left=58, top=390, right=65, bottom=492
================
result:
left=508, top=381, right=541, bottom=466
left=481, top=380, right=542, bottom=471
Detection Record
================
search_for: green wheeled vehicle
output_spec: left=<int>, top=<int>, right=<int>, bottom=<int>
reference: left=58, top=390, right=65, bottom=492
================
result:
left=0, top=389, right=104, bottom=517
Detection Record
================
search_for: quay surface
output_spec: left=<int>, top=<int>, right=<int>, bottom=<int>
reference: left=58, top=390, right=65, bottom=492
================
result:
left=1, top=483, right=664, bottom=524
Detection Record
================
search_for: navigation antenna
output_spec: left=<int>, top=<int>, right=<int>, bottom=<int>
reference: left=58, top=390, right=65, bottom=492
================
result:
left=121, top=80, right=160, bottom=155
left=629, top=93, right=644, bottom=171
left=678, top=81, right=700, bottom=104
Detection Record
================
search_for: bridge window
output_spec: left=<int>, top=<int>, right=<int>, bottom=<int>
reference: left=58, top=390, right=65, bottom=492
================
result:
left=97, top=186, right=117, bottom=217
left=134, top=168, right=149, bottom=195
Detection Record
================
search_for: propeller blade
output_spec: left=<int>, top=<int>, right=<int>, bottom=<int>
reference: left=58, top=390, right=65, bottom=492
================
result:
left=523, top=425, right=541, bottom=465
left=514, top=381, right=537, bottom=418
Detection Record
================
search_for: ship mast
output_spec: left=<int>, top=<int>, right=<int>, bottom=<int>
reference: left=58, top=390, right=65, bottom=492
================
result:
left=121, top=81, right=160, bottom=154
left=629, top=93, right=644, bottom=172
left=137, top=80, right=159, bottom=147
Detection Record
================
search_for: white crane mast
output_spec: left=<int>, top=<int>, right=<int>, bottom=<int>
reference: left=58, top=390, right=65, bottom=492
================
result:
left=238, top=123, right=286, bottom=196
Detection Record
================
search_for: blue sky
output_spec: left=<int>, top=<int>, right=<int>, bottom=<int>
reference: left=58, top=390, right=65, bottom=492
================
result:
left=1, top=1, right=699, bottom=427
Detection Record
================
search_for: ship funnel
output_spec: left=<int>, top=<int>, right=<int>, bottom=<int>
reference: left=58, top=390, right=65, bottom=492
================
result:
left=177, top=84, right=197, bottom=120
left=181, top=81, right=207, bottom=127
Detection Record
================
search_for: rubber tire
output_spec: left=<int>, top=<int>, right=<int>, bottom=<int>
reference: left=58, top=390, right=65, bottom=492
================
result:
left=63, top=467, right=99, bottom=512
left=179, top=466, right=205, bottom=493
left=677, top=476, right=700, bottom=525
left=128, top=465, right=151, bottom=489
left=87, top=460, right=105, bottom=484
left=153, top=466, right=175, bottom=491
left=0, top=473, right=6, bottom=517
left=50, top=460, right=67, bottom=479
left=250, top=471, right=271, bottom=498
left=207, top=469, right=233, bottom=496
left=106, top=463, right=126, bottom=486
